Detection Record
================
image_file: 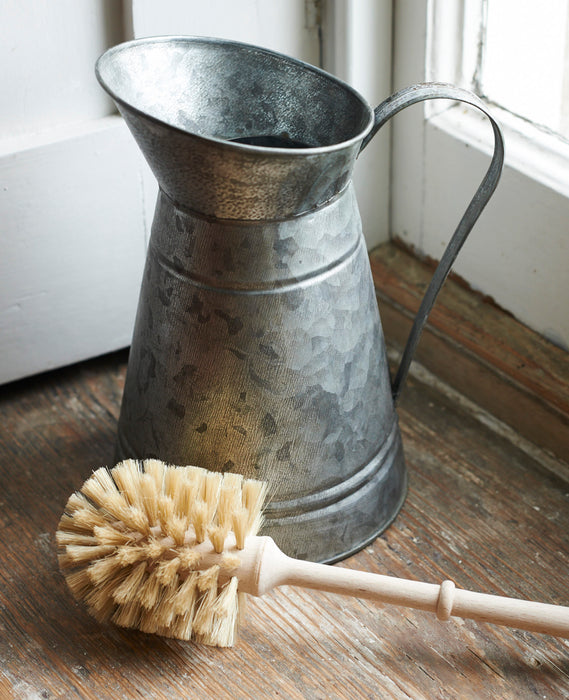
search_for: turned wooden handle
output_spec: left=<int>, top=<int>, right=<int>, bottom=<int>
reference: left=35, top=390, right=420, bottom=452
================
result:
left=249, top=539, right=569, bottom=638
left=285, top=558, right=569, bottom=637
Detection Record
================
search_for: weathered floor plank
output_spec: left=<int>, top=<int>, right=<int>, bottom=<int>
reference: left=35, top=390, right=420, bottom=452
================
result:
left=0, top=347, right=567, bottom=699
left=370, top=243, right=569, bottom=463
left=1, top=241, right=568, bottom=699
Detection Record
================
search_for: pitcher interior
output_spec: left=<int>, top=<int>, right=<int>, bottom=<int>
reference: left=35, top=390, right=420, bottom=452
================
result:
left=96, top=37, right=372, bottom=150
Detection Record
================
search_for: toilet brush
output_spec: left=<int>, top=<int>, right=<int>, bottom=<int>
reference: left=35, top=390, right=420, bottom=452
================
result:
left=57, top=459, right=569, bottom=647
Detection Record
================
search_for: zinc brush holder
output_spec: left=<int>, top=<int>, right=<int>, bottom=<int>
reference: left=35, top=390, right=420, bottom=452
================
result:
left=57, top=462, right=569, bottom=648
left=96, top=36, right=504, bottom=563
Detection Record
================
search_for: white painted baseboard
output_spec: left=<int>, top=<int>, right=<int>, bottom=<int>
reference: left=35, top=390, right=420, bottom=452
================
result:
left=0, top=117, right=151, bottom=384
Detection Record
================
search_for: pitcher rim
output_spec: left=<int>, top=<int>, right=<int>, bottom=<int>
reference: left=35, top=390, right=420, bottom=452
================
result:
left=95, top=34, right=375, bottom=157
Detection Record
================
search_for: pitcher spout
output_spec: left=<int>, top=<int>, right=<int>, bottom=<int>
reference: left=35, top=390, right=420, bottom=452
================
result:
left=95, top=36, right=374, bottom=220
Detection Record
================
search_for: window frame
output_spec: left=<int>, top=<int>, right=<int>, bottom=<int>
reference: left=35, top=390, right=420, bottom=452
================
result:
left=391, top=0, right=569, bottom=350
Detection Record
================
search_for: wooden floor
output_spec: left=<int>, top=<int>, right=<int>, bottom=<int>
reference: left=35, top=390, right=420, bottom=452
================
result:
left=1, top=245, right=568, bottom=699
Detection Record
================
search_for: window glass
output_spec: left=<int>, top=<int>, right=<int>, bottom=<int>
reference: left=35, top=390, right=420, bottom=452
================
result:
left=480, top=0, right=569, bottom=138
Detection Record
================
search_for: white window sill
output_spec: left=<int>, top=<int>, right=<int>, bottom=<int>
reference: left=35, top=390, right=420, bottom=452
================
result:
left=430, top=102, right=569, bottom=202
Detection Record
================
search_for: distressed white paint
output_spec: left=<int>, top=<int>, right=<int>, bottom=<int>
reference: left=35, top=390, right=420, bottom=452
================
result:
left=393, top=0, right=569, bottom=349
left=425, top=110, right=569, bottom=350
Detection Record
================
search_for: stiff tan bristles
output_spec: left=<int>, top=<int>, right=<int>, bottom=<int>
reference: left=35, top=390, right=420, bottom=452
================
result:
left=57, top=460, right=267, bottom=647
left=93, top=525, right=137, bottom=546
left=112, top=561, right=147, bottom=604
left=209, top=525, right=230, bottom=554
left=138, top=569, right=163, bottom=609
left=111, top=460, right=145, bottom=509
left=56, top=531, right=97, bottom=547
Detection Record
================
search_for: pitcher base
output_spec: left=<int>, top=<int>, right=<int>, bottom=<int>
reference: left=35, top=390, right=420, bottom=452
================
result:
left=115, top=424, right=407, bottom=565
left=260, top=428, right=407, bottom=563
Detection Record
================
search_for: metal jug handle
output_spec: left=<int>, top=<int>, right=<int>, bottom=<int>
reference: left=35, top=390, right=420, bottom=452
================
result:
left=360, top=83, right=505, bottom=404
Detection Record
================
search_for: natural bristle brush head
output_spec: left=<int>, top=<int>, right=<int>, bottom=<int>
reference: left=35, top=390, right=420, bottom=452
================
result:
left=57, top=459, right=267, bottom=647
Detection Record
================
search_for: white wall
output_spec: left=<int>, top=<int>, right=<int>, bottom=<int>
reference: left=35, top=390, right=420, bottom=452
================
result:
left=0, top=1, right=324, bottom=384
left=0, top=1, right=150, bottom=385
left=10, top=0, right=556, bottom=388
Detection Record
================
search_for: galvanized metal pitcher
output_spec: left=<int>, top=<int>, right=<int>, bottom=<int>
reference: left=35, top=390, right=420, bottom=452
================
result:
left=96, top=36, right=504, bottom=563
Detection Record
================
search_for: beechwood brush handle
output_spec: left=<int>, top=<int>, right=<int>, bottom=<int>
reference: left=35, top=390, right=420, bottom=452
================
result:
left=248, top=537, right=569, bottom=638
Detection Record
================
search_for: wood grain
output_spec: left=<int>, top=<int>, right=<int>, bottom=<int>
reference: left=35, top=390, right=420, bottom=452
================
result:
left=0, top=245, right=568, bottom=698
left=370, top=243, right=569, bottom=463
